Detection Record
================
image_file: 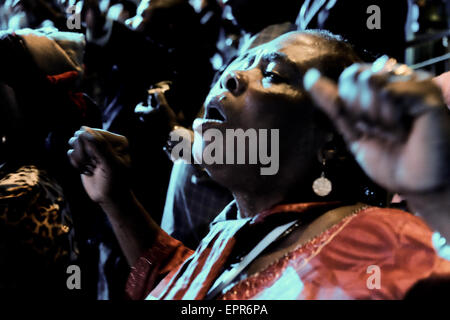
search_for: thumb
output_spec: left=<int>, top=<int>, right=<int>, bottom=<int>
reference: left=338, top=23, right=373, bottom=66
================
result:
left=303, top=68, right=360, bottom=143
left=304, top=68, right=341, bottom=119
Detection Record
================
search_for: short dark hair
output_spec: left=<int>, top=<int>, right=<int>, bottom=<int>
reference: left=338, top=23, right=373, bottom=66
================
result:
left=301, top=29, right=362, bottom=82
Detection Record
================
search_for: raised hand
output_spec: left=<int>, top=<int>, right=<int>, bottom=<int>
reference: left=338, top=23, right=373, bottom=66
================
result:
left=135, top=85, right=179, bottom=131
left=68, top=127, right=162, bottom=266
left=304, top=56, right=450, bottom=195
left=67, top=127, right=131, bottom=204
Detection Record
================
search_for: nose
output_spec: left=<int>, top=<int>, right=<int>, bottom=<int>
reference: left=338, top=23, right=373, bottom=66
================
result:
left=220, top=71, right=246, bottom=96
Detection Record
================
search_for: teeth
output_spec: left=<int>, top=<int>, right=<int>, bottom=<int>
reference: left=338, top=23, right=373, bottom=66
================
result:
left=192, top=118, right=224, bottom=132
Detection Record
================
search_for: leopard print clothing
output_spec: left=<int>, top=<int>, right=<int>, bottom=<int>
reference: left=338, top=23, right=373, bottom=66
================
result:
left=0, top=165, right=73, bottom=263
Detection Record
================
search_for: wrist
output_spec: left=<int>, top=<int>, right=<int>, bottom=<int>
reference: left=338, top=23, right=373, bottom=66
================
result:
left=403, top=182, right=450, bottom=201
left=99, top=187, right=134, bottom=214
left=403, top=185, right=450, bottom=240
left=402, top=184, right=450, bottom=217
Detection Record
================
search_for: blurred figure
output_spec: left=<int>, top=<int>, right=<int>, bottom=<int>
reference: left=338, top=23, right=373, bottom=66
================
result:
left=0, top=28, right=101, bottom=297
left=107, top=0, right=137, bottom=24
left=296, top=0, right=412, bottom=61
left=221, top=0, right=302, bottom=35
left=212, top=0, right=302, bottom=71
left=0, top=0, right=69, bottom=30
left=83, top=0, right=214, bottom=217
left=82, top=0, right=215, bottom=298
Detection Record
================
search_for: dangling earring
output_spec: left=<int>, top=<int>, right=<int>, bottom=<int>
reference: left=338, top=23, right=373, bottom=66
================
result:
left=312, top=158, right=332, bottom=197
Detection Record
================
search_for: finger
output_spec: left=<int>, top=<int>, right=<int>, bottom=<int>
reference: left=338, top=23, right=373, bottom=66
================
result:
left=377, top=84, right=411, bottom=126
left=78, top=127, right=121, bottom=166
left=352, top=71, right=411, bottom=142
left=354, top=69, right=390, bottom=123
left=86, top=127, right=129, bottom=150
left=378, top=96, right=404, bottom=130
left=135, top=91, right=168, bottom=122
left=340, top=58, right=399, bottom=129
left=337, top=63, right=366, bottom=107
left=154, top=90, right=178, bottom=127
left=339, top=63, right=389, bottom=123
left=67, top=135, right=94, bottom=175
left=67, top=149, right=80, bottom=169
left=306, top=66, right=394, bottom=143
left=339, top=62, right=390, bottom=116
left=304, top=68, right=362, bottom=143
left=68, top=150, right=95, bottom=176
left=78, top=127, right=107, bottom=159
left=135, top=101, right=152, bottom=114
left=68, top=129, right=85, bottom=147
left=371, top=55, right=397, bottom=73
left=67, top=131, right=87, bottom=164
left=154, top=90, right=169, bottom=108
left=135, top=102, right=158, bottom=121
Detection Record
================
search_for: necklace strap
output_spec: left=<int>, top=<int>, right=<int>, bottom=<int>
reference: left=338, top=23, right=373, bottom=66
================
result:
left=205, top=203, right=369, bottom=299
left=205, top=219, right=299, bottom=300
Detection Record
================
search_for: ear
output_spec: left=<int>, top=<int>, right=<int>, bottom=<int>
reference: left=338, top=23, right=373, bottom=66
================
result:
left=317, top=132, right=347, bottom=165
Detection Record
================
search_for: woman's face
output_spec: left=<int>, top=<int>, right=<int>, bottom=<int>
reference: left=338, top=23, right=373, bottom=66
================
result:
left=193, top=32, right=333, bottom=192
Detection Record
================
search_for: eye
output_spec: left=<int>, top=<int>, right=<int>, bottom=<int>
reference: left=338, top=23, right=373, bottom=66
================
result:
left=262, top=70, right=286, bottom=84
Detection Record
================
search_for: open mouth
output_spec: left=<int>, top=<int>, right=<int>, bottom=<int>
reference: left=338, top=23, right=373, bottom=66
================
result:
left=192, top=101, right=227, bottom=133
left=204, top=103, right=227, bottom=123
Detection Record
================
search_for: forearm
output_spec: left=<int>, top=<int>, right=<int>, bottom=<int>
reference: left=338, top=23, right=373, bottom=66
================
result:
left=100, top=190, right=161, bottom=266
left=404, top=186, right=450, bottom=240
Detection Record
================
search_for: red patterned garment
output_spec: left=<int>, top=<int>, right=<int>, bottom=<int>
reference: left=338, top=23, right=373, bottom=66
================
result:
left=125, top=202, right=450, bottom=300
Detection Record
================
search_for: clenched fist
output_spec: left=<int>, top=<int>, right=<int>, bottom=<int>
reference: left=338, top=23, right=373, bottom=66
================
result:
left=304, top=56, right=450, bottom=195
left=68, top=127, right=131, bottom=204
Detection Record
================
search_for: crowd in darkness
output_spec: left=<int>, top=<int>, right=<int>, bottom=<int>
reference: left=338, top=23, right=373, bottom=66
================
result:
left=0, top=0, right=450, bottom=300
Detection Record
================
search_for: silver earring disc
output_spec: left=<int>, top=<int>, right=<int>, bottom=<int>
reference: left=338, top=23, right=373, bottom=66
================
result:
left=312, top=176, right=332, bottom=197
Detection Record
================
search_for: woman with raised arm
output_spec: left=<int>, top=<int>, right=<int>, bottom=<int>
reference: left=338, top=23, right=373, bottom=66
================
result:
left=68, top=31, right=450, bottom=300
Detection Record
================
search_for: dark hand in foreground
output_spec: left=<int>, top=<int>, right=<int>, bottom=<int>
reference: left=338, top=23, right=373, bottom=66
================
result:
left=304, top=57, right=450, bottom=195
